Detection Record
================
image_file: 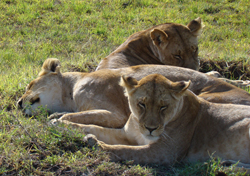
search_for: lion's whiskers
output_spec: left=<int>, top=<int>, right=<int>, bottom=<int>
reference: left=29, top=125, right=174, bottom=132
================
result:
left=161, top=131, right=176, bottom=148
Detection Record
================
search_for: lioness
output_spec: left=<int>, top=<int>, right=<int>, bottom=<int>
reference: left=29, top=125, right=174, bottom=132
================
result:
left=17, top=58, right=250, bottom=128
left=96, top=18, right=203, bottom=70
left=54, top=74, right=250, bottom=166
left=96, top=17, right=250, bottom=89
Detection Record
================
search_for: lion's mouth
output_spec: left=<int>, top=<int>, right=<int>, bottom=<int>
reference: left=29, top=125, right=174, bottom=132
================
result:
left=19, top=105, right=51, bottom=118
left=144, top=134, right=160, bottom=141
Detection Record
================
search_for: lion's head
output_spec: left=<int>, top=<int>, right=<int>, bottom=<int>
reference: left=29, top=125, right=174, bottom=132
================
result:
left=17, top=58, right=70, bottom=115
left=149, top=17, right=203, bottom=70
left=120, top=74, right=190, bottom=140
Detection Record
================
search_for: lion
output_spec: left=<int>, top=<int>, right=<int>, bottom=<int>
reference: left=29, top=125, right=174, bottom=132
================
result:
left=53, top=74, right=250, bottom=166
left=95, top=18, right=250, bottom=89
left=96, top=18, right=203, bottom=71
left=17, top=58, right=250, bottom=129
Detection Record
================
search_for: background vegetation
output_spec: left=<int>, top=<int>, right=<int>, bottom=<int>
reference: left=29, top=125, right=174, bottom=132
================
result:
left=0, top=0, right=249, bottom=175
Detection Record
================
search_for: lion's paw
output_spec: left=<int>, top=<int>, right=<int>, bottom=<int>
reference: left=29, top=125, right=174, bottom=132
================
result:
left=206, top=71, right=222, bottom=78
left=49, top=119, right=60, bottom=126
left=48, top=112, right=68, bottom=120
left=83, top=134, right=98, bottom=147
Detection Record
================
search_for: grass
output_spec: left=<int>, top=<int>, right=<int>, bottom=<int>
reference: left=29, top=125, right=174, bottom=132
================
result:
left=0, top=0, right=249, bottom=175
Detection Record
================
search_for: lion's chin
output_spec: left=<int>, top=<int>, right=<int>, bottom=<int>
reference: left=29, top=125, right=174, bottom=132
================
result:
left=144, top=134, right=160, bottom=142
left=22, top=107, right=51, bottom=117
left=23, top=108, right=32, bottom=116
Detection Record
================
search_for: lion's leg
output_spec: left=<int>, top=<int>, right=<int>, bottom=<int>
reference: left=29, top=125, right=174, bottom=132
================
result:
left=218, top=78, right=250, bottom=90
left=221, top=160, right=250, bottom=169
left=84, top=134, right=173, bottom=165
left=57, top=109, right=128, bottom=128
left=206, top=71, right=250, bottom=90
left=48, top=112, right=70, bottom=119
left=55, top=120, right=129, bottom=145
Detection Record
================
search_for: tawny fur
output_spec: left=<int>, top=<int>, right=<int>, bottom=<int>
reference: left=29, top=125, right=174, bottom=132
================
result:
left=59, top=74, right=250, bottom=166
left=96, top=18, right=203, bottom=71
left=17, top=58, right=250, bottom=130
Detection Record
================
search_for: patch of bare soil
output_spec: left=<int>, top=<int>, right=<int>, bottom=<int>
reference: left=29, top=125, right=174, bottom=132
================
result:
left=199, top=59, right=250, bottom=80
left=66, top=63, right=97, bottom=72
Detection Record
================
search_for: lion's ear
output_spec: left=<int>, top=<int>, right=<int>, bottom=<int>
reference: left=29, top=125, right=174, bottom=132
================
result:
left=187, top=17, right=203, bottom=36
left=170, top=80, right=191, bottom=99
left=39, top=58, right=61, bottom=76
left=120, top=75, right=138, bottom=96
left=120, top=75, right=138, bottom=88
left=150, top=29, right=169, bottom=48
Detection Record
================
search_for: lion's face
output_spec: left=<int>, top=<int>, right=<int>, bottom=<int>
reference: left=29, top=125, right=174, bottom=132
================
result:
left=17, top=59, right=65, bottom=116
left=150, top=18, right=203, bottom=70
left=121, top=74, right=190, bottom=140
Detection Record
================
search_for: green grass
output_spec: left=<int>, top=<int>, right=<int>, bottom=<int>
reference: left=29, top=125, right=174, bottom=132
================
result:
left=1, top=0, right=250, bottom=175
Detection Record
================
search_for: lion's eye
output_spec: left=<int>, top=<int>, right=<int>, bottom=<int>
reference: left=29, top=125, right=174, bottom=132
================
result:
left=174, top=55, right=182, bottom=61
left=192, top=46, right=198, bottom=53
left=138, top=102, right=146, bottom=109
left=195, top=47, right=198, bottom=53
left=30, top=97, right=40, bottom=105
left=160, top=106, right=167, bottom=111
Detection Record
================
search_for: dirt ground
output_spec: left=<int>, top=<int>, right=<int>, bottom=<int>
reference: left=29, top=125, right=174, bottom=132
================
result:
left=199, top=59, right=250, bottom=80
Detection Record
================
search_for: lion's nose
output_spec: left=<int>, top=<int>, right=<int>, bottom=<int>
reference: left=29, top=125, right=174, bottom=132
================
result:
left=145, top=125, right=158, bottom=134
left=17, top=99, right=23, bottom=109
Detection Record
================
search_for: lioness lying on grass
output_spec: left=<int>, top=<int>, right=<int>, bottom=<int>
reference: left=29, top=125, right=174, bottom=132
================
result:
left=63, top=74, right=250, bottom=166
left=96, top=18, right=203, bottom=70
left=17, top=58, right=250, bottom=129
left=96, top=17, right=250, bottom=90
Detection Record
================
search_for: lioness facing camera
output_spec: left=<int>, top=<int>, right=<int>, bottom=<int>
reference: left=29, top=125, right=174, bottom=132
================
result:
left=17, top=58, right=250, bottom=129
left=55, top=74, right=250, bottom=166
